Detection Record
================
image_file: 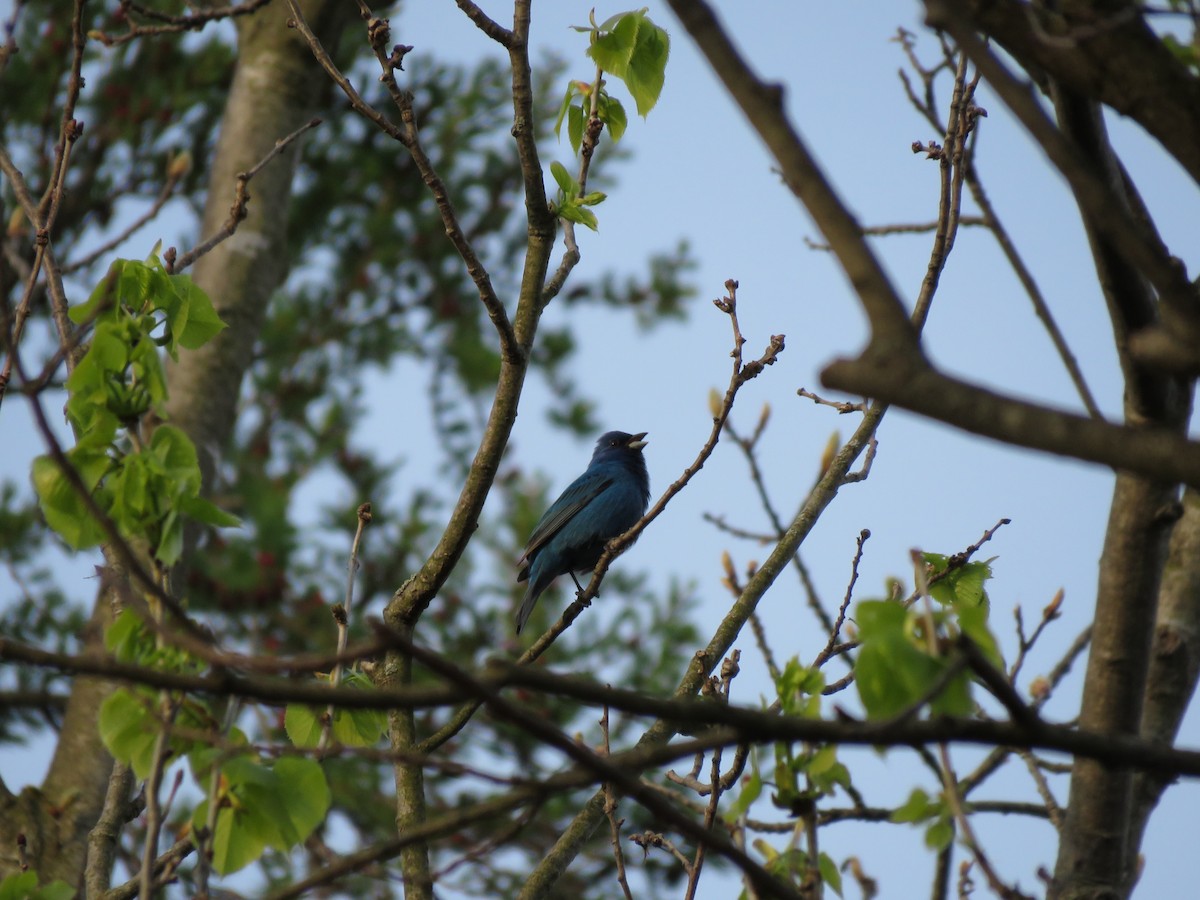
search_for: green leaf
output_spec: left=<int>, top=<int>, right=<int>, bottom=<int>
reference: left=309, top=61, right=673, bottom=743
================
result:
left=69, top=261, right=123, bottom=325
left=33, top=880, right=75, bottom=900
left=597, top=92, right=627, bottom=142
left=567, top=102, right=584, bottom=155
left=550, top=161, right=578, bottom=197
left=284, top=703, right=323, bottom=748
left=588, top=10, right=642, bottom=77
left=31, top=453, right=109, bottom=549
left=129, top=329, right=168, bottom=406
left=924, top=818, right=955, bottom=851
left=65, top=319, right=128, bottom=434
left=557, top=202, right=599, bottom=231
left=202, top=797, right=267, bottom=875
left=927, top=555, right=993, bottom=607
left=579, top=191, right=607, bottom=207
left=957, top=600, right=1004, bottom=670
left=332, top=705, right=388, bottom=746
left=178, top=494, right=242, bottom=528
left=98, top=689, right=159, bottom=779
left=776, top=658, right=824, bottom=717
left=0, top=872, right=38, bottom=900
left=200, top=755, right=329, bottom=873
left=854, top=600, right=972, bottom=719
left=624, top=16, right=669, bottom=116
left=286, top=673, right=385, bottom=748
left=105, top=609, right=153, bottom=662
left=117, top=256, right=155, bottom=314
left=554, top=82, right=581, bottom=137
left=109, top=453, right=150, bottom=524
left=147, top=425, right=201, bottom=490
left=891, top=787, right=936, bottom=823
left=818, top=852, right=844, bottom=898
left=155, top=508, right=184, bottom=566
left=807, top=744, right=838, bottom=778
left=170, top=274, right=226, bottom=349
left=273, top=757, right=331, bottom=842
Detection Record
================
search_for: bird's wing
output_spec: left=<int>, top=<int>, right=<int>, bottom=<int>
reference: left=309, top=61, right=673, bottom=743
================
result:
left=518, top=469, right=614, bottom=567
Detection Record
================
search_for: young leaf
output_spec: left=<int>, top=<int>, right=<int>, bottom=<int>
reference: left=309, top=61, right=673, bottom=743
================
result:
left=557, top=202, right=599, bottom=231
left=891, top=787, right=936, bottom=823
left=818, top=852, right=844, bottom=898
left=554, top=82, right=581, bottom=137
left=69, top=261, right=123, bottom=325
left=179, top=494, right=242, bottom=528
left=568, top=102, right=585, bottom=155
left=273, top=757, right=331, bottom=842
left=284, top=703, right=323, bottom=748
left=0, top=872, right=73, bottom=900
left=202, top=797, right=268, bottom=875
left=854, top=600, right=973, bottom=719
left=31, top=453, right=109, bottom=550
left=588, top=10, right=642, bottom=77
left=624, top=15, right=670, bottom=116
left=924, top=818, right=955, bottom=851
left=98, top=689, right=160, bottom=779
left=597, top=92, right=628, bottom=142
left=170, top=274, right=226, bottom=349
left=550, top=160, right=578, bottom=197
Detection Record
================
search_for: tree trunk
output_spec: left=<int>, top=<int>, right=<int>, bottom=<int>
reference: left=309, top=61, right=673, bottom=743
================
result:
left=0, top=0, right=349, bottom=887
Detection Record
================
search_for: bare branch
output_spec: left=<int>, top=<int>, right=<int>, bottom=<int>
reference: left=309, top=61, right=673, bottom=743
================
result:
left=168, top=118, right=322, bottom=274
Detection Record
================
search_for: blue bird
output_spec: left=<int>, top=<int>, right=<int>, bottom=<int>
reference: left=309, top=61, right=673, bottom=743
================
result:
left=515, top=430, right=650, bottom=634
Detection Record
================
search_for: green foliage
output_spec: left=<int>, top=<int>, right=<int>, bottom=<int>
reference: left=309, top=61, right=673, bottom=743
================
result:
left=748, top=842, right=843, bottom=899
left=582, top=9, right=671, bottom=117
left=94, top=601, right=336, bottom=875
left=923, top=552, right=992, bottom=608
left=551, top=8, right=670, bottom=228
left=890, top=786, right=955, bottom=850
left=855, top=554, right=1004, bottom=719
left=554, top=80, right=628, bottom=154
left=99, top=687, right=216, bottom=779
left=0, top=871, right=74, bottom=900
left=854, top=600, right=973, bottom=719
left=191, top=755, right=331, bottom=875
left=776, top=659, right=824, bottom=718
left=33, top=256, right=237, bottom=564
left=284, top=672, right=387, bottom=748
left=550, top=160, right=607, bottom=231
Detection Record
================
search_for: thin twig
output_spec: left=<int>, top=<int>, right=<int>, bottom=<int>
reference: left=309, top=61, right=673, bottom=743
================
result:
left=813, top=528, right=871, bottom=668
left=601, top=703, right=635, bottom=900
left=63, top=171, right=183, bottom=274
left=168, top=118, right=322, bottom=274
left=319, top=502, right=373, bottom=752
left=138, top=695, right=180, bottom=900
left=91, top=0, right=272, bottom=47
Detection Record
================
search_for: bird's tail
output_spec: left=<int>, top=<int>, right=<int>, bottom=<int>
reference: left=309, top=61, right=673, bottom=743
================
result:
left=515, top=582, right=542, bottom=635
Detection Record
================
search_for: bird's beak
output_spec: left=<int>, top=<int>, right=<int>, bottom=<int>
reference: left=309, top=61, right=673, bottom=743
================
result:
left=627, top=431, right=649, bottom=451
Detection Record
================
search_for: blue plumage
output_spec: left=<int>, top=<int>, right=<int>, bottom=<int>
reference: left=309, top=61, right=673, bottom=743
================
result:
left=515, top=430, right=650, bottom=634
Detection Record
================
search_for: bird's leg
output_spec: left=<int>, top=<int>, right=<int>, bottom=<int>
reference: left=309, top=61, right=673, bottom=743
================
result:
left=569, top=571, right=593, bottom=598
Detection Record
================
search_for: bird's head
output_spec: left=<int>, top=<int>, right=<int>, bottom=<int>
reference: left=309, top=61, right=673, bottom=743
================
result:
left=592, top=430, right=649, bottom=462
